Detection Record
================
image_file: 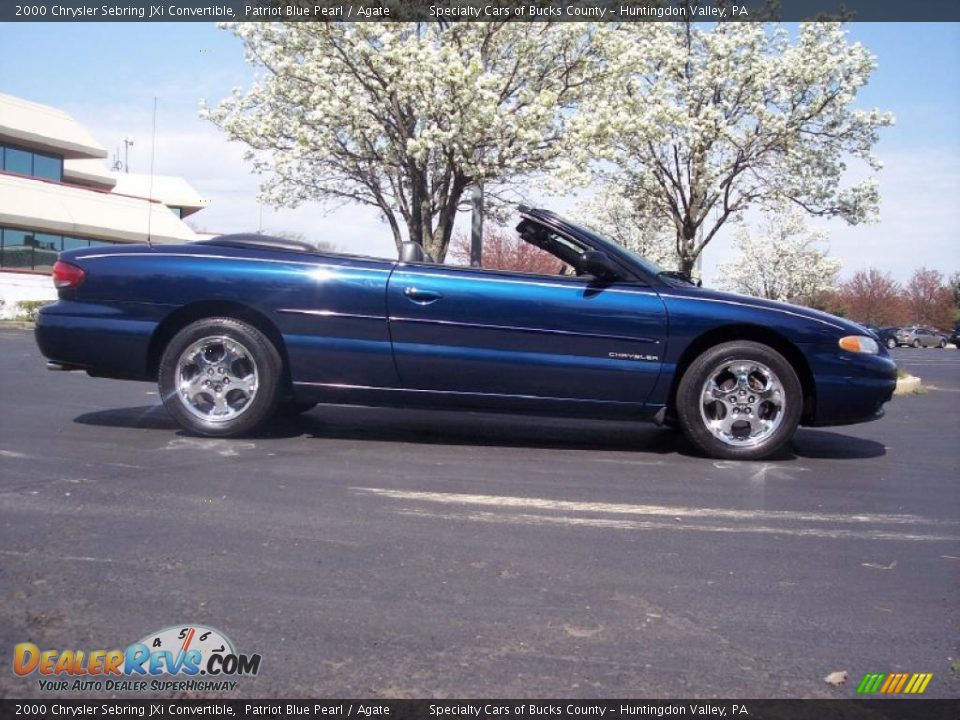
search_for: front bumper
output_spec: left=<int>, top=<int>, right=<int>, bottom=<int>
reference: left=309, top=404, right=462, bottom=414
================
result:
left=800, top=344, right=898, bottom=427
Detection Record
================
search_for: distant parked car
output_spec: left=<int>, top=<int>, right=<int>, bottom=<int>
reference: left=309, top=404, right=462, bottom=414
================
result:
left=865, top=325, right=900, bottom=350
left=894, top=326, right=947, bottom=348
left=949, top=324, right=960, bottom=349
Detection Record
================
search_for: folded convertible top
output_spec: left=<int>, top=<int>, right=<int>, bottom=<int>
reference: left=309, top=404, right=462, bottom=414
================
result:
left=196, top=233, right=318, bottom=253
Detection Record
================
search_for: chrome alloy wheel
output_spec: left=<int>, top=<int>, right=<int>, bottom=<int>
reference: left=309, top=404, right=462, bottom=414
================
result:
left=175, top=336, right=259, bottom=423
left=699, top=360, right=785, bottom=448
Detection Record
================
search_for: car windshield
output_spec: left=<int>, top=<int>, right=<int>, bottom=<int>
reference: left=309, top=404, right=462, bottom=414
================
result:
left=562, top=218, right=666, bottom=277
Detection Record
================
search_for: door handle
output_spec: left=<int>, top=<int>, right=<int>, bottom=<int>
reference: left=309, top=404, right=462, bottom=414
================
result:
left=403, top=287, right=443, bottom=304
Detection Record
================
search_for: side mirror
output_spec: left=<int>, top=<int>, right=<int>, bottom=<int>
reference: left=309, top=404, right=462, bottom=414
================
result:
left=579, top=251, right=621, bottom=281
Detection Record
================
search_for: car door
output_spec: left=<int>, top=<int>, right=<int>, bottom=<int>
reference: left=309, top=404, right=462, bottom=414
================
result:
left=385, top=264, right=667, bottom=405
left=272, top=254, right=400, bottom=388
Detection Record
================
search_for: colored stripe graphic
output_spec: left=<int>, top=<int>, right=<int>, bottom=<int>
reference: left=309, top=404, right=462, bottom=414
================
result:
left=893, top=673, right=909, bottom=693
left=879, top=674, right=896, bottom=693
left=857, top=672, right=932, bottom=694
left=859, top=673, right=880, bottom=693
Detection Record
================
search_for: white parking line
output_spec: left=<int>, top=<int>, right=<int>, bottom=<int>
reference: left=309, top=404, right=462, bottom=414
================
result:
left=352, top=487, right=956, bottom=527
left=0, top=549, right=120, bottom=564
left=392, top=507, right=959, bottom=543
left=354, top=487, right=960, bottom=542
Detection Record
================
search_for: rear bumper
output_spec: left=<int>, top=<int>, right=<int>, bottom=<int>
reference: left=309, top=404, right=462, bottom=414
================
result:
left=35, top=301, right=158, bottom=380
left=801, top=345, right=897, bottom=427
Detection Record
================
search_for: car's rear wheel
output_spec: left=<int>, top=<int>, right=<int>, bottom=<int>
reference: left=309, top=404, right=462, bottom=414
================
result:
left=676, top=341, right=802, bottom=460
left=938, top=339, right=946, bottom=349
left=159, top=317, right=282, bottom=437
left=886, top=338, right=896, bottom=349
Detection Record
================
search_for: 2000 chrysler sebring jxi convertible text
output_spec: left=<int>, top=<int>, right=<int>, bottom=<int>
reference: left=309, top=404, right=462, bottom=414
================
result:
left=35, top=207, right=897, bottom=460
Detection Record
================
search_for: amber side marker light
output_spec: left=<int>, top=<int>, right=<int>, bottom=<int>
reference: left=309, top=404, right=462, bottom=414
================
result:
left=839, top=335, right=879, bottom=354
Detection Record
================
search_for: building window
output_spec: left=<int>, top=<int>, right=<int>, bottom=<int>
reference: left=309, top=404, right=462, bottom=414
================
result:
left=33, top=153, right=63, bottom=181
left=170, top=206, right=183, bottom=219
left=0, top=229, right=58, bottom=272
left=0, top=226, right=119, bottom=272
left=0, top=142, right=64, bottom=181
left=62, top=236, right=90, bottom=252
left=3, top=146, right=32, bottom=176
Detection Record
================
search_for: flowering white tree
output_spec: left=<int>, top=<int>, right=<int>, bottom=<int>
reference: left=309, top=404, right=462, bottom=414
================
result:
left=577, top=189, right=679, bottom=270
left=204, top=22, right=596, bottom=261
left=567, top=20, right=893, bottom=276
left=716, top=208, right=841, bottom=305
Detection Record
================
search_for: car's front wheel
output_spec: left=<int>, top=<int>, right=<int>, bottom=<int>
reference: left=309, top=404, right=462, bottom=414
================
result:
left=912, top=339, right=921, bottom=348
left=938, top=339, right=946, bottom=349
left=676, top=341, right=802, bottom=460
left=159, top=317, right=282, bottom=437
left=886, top=338, right=896, bottom=349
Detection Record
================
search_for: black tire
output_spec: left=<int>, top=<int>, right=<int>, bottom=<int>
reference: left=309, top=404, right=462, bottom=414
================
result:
left=158, top=317, right=282, bottom=437
left=675, top=341, right=802, bottom=461
left=912, top=339, right=921, bottom=348
left=886, top=338, right=896, bottom=349
left=938, top=339, right=946, bottom=349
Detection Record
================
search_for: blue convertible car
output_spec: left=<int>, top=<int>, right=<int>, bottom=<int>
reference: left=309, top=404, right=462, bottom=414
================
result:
left=35, top=207, right=896, bottom=460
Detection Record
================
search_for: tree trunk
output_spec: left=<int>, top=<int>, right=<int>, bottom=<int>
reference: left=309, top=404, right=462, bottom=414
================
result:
left=678, top=226, right=697, bottom=277
left=421, top=177, right=467, bottom=263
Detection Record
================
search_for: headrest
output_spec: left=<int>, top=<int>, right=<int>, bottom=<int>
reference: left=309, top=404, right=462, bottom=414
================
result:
left=400, top=241, right=426, bottom=263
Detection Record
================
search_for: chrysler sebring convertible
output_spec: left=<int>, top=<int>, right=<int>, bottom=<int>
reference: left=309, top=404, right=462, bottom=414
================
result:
left=35, top=207, right=897, bottom=460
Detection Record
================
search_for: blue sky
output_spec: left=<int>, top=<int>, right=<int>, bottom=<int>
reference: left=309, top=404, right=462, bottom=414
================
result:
left=1, top=22, right=958, bottom=281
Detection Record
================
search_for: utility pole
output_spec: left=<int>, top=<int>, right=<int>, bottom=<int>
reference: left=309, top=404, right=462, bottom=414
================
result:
left=470, top=183, right=483, bottom=268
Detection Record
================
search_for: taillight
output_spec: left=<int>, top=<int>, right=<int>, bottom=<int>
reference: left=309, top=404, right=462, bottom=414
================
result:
left=52, top=261, right=85, bottom=289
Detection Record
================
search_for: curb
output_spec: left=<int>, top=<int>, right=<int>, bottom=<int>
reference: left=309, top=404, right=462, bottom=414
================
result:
left=894, top=374, right=923, bottom=395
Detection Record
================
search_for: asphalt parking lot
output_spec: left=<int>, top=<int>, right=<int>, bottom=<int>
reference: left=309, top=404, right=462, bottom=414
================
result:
left=1, top=328, right=958, bottom=699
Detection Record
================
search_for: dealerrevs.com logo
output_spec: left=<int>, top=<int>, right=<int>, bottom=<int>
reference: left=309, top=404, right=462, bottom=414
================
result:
left=13, top=625, right=261, bottom=693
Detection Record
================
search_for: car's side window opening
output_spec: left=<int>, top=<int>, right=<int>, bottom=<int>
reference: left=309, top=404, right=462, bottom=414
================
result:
left=514, top=220, right=584, bottom=277
left=410, top=219, right=653, bottom=286
left=444, top=221, right=592, bottom=280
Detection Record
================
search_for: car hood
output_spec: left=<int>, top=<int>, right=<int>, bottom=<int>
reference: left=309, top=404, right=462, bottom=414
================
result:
left=662, top=285, right=867, bottom=337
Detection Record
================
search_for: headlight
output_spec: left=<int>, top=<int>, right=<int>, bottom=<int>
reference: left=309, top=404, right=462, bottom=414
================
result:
left=839, top=335, right=879, bottom=354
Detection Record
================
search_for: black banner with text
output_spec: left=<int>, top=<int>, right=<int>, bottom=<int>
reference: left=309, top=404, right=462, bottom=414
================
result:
left=3, top=0, right=960, bottom=23
left=0, top=700, right=958, bottom=720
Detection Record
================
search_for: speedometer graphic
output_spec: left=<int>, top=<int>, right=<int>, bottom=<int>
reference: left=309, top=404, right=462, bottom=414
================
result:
left=135, top=624, right=235, bottom=672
